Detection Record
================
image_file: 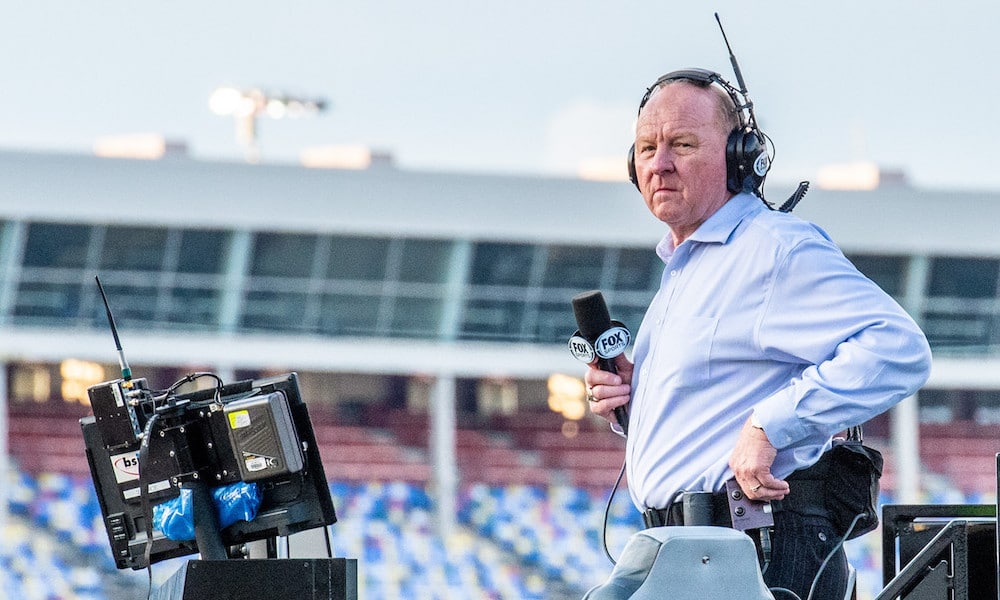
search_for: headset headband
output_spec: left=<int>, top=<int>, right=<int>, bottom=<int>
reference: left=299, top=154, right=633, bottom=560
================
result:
left=637, top=68, right=751, bottom=131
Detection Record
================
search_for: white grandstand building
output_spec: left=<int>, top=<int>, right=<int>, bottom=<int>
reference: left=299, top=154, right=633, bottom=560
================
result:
left=1, top=148, right=999, bottom=599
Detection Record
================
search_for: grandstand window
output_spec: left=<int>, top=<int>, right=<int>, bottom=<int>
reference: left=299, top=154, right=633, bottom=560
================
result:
left=918, top=389, right=954, bottom=422
left=613, top=248, right=660, bottom=291
left=318, top=293, right=382, bottom=335
left=928, top=257, right=1000, bottom=298
left=22, top=222, right=91, bottom=268
left=460, top=298, right=526, bottom=340
left=533, top=299, right=577, bottom=343
left=922, top=258, right=1000, bottom=349
left=918, top=388, right=994, bottom=422
left=326, top=235, right=390, bottom=281
left=922, top=312, right=992, bottom=349
left=847, top=254, right=908, bottom=296
left=242, top=290, right=310, bottom=331
left=100, top=226, right=168, bottom=272
left=177, top=229, right=229, bottom=274
left=12, top=281, right=82, bottom=320
left=388, top=296, right=443, bottom=338
left=398, top=239, right=451, bottom=284
left=542, top=245, right=604, bottom=290
left=973, top=389, right=1000, bottom=424
left=165, top=287, right=220, bottom=327
left=93, top=283, right=158, bottom=323
left=469, top=242, right=534, bottom=286
left=250, top=232, right=317, bottom=278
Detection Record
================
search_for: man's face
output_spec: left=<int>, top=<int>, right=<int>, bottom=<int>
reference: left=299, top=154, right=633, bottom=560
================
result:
left=633, top=82, right=733, bottom=243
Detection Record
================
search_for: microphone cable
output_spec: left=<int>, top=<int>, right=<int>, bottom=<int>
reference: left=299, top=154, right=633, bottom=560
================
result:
left=600, top=457, right=628, bottom=565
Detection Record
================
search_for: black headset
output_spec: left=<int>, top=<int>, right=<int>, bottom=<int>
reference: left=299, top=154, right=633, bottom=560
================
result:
left=626, top=68, right=770, bottom=195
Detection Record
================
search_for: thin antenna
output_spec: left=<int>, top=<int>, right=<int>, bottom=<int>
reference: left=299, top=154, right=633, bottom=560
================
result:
left=714, top=12, right=748, bottom=94
left=714, top=12, right=762, bottom=135
left=95, top=276, right=132, bottom=383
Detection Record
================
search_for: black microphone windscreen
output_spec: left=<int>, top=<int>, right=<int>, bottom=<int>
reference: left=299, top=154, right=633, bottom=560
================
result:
left=572, top=290, right=612, bottom=340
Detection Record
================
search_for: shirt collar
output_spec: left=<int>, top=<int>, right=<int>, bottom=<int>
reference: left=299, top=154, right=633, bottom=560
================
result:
left=656, top=192, right=764, bottom=262
left=687, top=192, right=764, bottom=245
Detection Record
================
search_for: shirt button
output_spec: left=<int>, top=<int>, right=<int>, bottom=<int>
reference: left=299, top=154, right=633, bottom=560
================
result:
left=669, top=269, right=678, bottom=277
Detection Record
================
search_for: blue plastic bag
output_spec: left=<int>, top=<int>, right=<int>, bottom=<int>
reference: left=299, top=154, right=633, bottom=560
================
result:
left=152, top=482, right=262, bottom=541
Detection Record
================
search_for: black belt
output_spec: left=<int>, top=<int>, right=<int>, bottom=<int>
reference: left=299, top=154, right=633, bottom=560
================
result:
left=642, top=490, right=736, bottom=528
left=642, top=478, right=826, bottom=530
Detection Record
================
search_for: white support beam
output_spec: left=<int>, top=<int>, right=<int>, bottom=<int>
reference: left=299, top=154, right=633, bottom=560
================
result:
left=429, top=373, right=457, bottom=541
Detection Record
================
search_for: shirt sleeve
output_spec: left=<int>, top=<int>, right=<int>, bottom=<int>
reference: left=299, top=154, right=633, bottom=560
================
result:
left=751, top=235, right=932, bottom=448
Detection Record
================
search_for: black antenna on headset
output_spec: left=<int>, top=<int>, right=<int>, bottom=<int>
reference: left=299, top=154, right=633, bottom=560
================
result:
left=714, top=13, right=759, bottom=130
left=715, top=14, right=747, bottom=94
left=715, top=12, right=808, bottom=212
left=95, top=276, right=133, bottom=384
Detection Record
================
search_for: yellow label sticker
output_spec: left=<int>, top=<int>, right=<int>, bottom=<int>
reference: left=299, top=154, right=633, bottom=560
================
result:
left=228, top=410, right=251, bottom=429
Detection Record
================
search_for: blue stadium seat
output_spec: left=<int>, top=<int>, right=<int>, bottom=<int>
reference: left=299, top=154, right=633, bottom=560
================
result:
left=10, top=464, right=988, bottom=600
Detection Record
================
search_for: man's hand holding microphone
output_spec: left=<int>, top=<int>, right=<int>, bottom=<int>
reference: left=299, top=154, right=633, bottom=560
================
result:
left=569, top=290, right=633, bottom=434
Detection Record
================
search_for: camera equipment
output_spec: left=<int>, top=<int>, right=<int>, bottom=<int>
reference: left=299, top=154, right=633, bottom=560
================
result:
left=82, top=372, right=337, bottom=569
left=80, top=277, right=338, bottom=572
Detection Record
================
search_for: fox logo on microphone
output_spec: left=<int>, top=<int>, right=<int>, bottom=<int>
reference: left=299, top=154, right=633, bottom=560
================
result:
left=594, top=325, right=631, bottom=359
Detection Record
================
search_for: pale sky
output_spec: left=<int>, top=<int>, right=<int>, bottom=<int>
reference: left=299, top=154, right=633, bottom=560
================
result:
left=2, top=1, right=998, bottom=191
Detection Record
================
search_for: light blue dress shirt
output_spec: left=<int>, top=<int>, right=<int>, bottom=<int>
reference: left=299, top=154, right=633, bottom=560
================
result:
left=626, top=192, right=931, bottom=510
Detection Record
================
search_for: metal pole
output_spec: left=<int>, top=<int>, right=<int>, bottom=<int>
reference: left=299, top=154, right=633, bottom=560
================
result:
left=891, top=395, right=921, bottom=503
left=894, top=253, right=930, bottom=503
left=429, top=373, right=457, bottom=541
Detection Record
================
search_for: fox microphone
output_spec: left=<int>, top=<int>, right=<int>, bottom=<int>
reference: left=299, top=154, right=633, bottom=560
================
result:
left=569, top=290, right=631, bottom=434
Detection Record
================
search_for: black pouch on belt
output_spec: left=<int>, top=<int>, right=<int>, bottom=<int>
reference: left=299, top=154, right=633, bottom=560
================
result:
left=785, top=425, right=883, bottom=540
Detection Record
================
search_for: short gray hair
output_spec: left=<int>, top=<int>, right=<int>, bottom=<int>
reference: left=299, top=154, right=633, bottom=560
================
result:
left=645, top=78, right=741, bottom=135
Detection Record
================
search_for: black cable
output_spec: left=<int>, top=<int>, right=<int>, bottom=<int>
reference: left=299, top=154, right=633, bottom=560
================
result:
left=600, top=458, right=628, bottom=565
left=138, top=412, right=161, bottom=600
left=165, top=372, right=225, bottom=398
left=324, top=524, right=334, bottom=558
left=759, top=526, right=772, bottom=575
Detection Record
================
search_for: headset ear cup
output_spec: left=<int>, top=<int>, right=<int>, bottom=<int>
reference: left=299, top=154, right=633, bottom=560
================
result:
left=725, top=129, right=743, bottom=193
left=726, top=129, right=767, bottom=193
left=627, top=144, right=639, bottom=190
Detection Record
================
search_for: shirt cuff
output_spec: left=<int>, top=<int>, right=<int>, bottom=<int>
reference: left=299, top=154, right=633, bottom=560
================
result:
left=753, top=387, right=813, bottom=449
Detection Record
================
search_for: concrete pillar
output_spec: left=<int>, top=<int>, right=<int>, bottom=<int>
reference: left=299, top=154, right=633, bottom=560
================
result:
left=893, top=253, right=930, bottom=503
left=429, top=373, right=457, bottom=541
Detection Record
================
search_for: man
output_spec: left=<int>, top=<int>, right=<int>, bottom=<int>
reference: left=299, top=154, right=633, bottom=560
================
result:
left=585, top=74, right=931, bottom=597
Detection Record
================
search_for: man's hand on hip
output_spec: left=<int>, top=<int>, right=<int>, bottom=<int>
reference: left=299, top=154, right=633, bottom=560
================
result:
left=729, top=416, right=790, bottom=501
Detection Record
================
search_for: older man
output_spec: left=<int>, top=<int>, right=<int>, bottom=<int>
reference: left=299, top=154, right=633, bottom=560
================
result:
left=585, top=74, right=931, bottom=598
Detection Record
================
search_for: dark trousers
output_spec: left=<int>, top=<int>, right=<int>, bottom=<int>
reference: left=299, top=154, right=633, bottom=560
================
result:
left=763, top=509, right=848, bottom=600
